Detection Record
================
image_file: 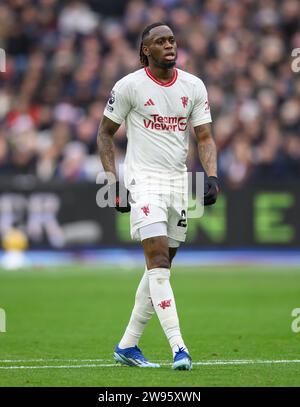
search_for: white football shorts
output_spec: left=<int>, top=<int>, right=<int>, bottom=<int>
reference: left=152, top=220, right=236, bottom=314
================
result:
left=128, top=181, right=188, bottom=244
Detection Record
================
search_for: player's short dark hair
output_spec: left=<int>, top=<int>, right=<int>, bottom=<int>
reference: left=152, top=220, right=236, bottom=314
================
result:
left=139, top=22, right=168, bottom=66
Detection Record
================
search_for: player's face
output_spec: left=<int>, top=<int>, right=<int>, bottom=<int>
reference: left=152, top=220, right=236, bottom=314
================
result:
left=143, top=26, right=177, bottom=69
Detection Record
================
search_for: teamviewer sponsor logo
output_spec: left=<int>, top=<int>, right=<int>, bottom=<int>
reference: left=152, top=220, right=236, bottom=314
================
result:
left=143, top=114, right=187, bottom=131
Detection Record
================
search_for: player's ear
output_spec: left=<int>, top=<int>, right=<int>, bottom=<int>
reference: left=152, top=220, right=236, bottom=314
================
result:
left=142, top=44, right=150, bottom=57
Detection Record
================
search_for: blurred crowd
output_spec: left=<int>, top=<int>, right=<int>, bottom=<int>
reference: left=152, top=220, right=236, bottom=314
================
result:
left=0, top=0, right=299, bottom=187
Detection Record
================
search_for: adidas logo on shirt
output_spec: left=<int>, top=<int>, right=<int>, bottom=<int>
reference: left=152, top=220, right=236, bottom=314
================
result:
left=144, top=99, right=155, bottom=106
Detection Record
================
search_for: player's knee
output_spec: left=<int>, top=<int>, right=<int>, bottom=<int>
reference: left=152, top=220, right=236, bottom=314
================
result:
left=148, top=252, right=170, bottom=269
left=169, top=248, right=177, bottom=265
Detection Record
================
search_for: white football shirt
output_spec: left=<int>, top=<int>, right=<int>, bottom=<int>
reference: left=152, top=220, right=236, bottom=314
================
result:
left=103, top=67, right=212, bottom=189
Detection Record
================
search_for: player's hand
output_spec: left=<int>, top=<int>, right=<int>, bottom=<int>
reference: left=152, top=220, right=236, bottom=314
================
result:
left=109, top=181, right=131, bottom=213
left=204, top=176, right=220, bottom=206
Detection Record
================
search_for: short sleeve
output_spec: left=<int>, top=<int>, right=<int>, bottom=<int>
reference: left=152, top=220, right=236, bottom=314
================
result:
left=103, top=78, right=132, bottom=124
left=189, top=79, right=212, bottom=127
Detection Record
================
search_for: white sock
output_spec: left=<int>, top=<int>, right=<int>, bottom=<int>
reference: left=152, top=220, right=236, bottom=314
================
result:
left=148, top=268, right=188, bottom=357
left=119, top=267, right=154, bottom=349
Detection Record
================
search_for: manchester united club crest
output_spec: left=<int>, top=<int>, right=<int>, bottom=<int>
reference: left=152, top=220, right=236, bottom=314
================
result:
left=181, top=96, right=189, bottom=108
left=158, top=299, right=172, bottom=309
left=141, top=204, right=150, bottom=216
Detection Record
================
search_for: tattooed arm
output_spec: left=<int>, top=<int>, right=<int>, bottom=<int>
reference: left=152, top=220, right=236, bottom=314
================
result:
left=97, top=116, right=131, bottom=212
left=97, top=116, right=120, bottom=184
left=193, top=123, right=217, bottom=177
left=194, top=123, right=219, bottom=205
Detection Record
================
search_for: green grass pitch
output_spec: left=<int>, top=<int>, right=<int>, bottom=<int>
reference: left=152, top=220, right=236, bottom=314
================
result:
left=0, top=265, right=300, bottom=387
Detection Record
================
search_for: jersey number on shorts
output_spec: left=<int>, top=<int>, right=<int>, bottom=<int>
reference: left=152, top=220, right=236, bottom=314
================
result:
left=177, top=210, right=187, bottom=228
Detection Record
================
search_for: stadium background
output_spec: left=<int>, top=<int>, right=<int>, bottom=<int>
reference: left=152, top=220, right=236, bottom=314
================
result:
left=0, top=0, right=300, bottom=388
left=0, top=0, right=300, bottom=255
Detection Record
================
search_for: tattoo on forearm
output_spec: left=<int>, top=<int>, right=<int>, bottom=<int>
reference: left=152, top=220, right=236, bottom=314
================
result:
left=97, top=132, right=116, bottom=178
left=198, top=138, right=217, bottom=176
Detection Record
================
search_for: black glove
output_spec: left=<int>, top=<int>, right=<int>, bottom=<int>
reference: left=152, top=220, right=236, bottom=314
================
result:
left=108, top=181, right=131, bottom=213
left=204, top=176, right=220, bottom=206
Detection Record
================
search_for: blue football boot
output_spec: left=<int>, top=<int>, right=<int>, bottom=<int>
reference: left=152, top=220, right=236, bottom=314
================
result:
left=172, top=346, right=192, bottom=370
left=114, top=344, right=160, bottom=368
